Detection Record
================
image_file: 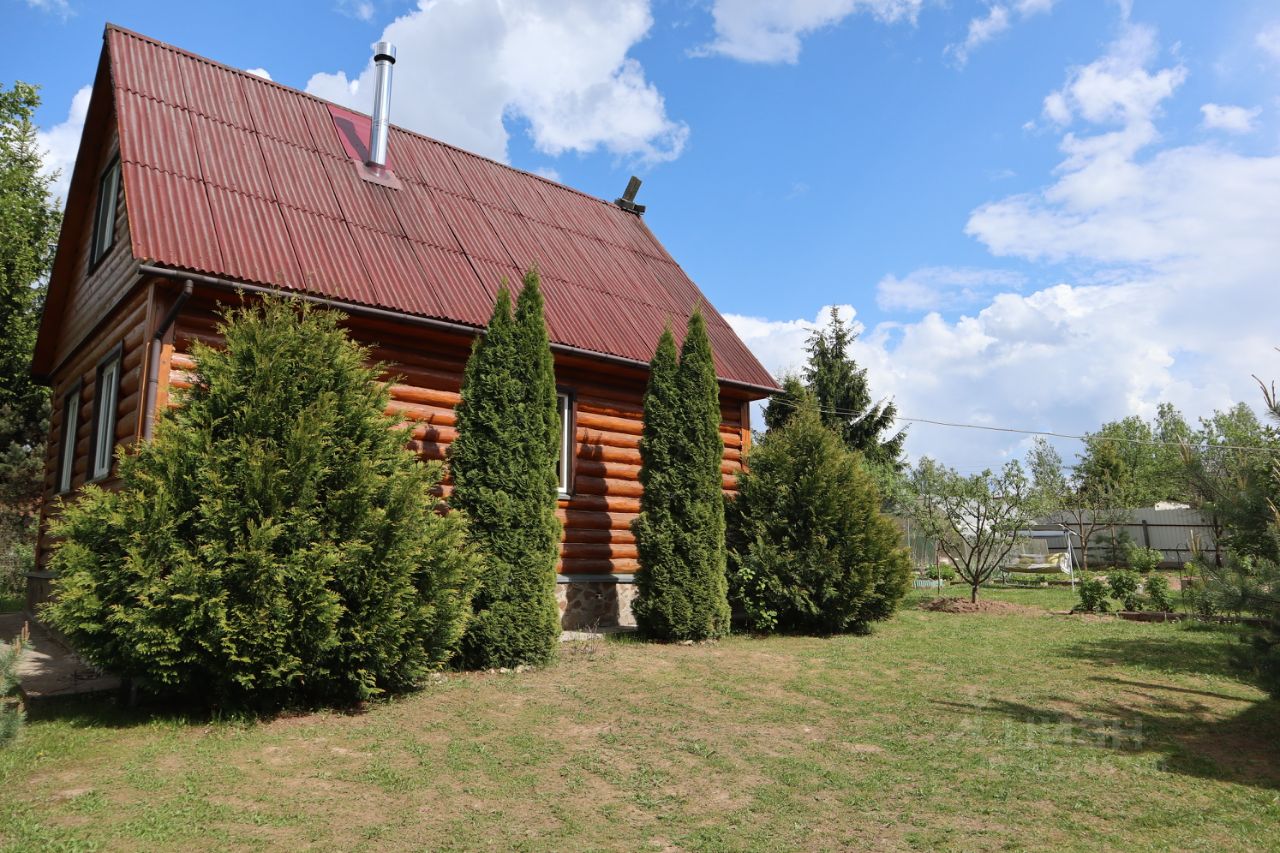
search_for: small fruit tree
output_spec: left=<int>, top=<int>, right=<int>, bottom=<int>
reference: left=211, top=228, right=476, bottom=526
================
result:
left=907, top=458, right=1041, bottom=603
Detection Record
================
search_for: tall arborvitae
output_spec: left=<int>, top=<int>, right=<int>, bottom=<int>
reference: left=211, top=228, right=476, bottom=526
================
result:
left=451, top=269, right=562, bottom=668
left=632, top=311, right=731, bottom=640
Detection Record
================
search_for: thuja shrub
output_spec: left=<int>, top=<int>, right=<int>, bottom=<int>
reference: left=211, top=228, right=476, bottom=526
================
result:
left=726, top=397, right=911, bottom=634
left=450, top=271, right=562, bottom=668
left=43, top=299, right=479, bottom=710
left=632, top=313, right=732, bottom=641
left=1, top=624, right=27, bottom=744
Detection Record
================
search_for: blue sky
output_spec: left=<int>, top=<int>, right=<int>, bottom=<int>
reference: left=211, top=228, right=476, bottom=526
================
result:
left=7, top=0, right=1280, bottom=471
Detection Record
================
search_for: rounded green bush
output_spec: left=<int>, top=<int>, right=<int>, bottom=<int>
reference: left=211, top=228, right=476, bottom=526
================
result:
left=726, top=398, right=911, bottom=634
left=1076, top=576, right=1111, bottom=613
left=1144, top=572, right=1175, bottom=612
left=1108, top=569, right=1143, bottom=611
left=43, top=300, right=479, bottom=709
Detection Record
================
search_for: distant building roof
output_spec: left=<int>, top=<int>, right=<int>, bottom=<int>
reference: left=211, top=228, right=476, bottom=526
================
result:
left=53, top=24, right=778, bottom=392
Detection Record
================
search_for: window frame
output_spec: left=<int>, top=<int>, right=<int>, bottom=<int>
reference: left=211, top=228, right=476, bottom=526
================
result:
left=89, top=156, right=121, bottom=268
left=556, top=390, right=575, bottom=498
left=89, top=343, right=123, bottom=482
left=56, top=380, right=83, bottom=495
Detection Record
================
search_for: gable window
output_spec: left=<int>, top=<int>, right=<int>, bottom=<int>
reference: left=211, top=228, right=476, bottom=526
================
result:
left=57, top=382, right=82, bottom=494
left=556, top=392, right=574, bottom=496
left=90, top=157, right=121, bottom=266
left=90, top=346, right=122, bottom=481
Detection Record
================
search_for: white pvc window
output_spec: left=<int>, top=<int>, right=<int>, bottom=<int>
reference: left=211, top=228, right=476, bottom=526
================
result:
left=57, top=385, right=80, bottom=493
left=91, top=351, right=121, bottom=480
left=91, top=158, right=120, bottom=265
left=556, top=392, right=573, bottom=496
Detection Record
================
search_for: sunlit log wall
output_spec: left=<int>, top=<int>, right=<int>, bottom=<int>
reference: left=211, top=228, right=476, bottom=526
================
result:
left=35, top=279, right=754, bottom=622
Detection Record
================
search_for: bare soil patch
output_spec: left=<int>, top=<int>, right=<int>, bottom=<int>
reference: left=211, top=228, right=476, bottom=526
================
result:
left=920, top=597, right=1043, bottom=615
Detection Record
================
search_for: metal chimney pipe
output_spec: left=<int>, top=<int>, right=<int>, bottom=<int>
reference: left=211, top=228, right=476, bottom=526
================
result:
left=367, top=41, right=396, bottom=170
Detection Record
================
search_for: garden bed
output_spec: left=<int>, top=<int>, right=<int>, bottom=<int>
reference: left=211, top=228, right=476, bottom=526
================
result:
left=1113, top=610, right=1275, bottom=628
left=919, top=597, right=1044, bottom=615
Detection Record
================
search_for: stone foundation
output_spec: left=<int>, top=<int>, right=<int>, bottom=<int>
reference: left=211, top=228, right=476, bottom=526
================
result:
left=556, top=576, right=636, bottom=630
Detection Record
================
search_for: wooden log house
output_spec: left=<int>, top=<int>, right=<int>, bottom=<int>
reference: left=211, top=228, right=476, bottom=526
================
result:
left=28, top=25, right=778, bottom=630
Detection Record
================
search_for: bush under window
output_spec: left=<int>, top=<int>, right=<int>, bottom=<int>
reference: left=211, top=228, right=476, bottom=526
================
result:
left=43, top=299, right=479, bottom=710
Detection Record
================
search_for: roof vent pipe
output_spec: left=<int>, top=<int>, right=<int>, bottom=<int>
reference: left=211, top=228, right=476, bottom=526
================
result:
left=367, top=41, right=396, bottom=170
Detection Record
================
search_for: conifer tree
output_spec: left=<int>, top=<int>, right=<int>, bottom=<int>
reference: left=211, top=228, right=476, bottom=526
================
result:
left=632, top=311, right=731, bottom=640
left=729, top=396, right=911, bottom=633
left=763, top=308, right=905, bottom=468
left=43, top=299, right=479, bottom=709
left=451, top=270, right=562, bottom=668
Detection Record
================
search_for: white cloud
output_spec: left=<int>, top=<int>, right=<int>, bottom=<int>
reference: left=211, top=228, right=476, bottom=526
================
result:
left=696, top=0, right=922, bottom=64
left=1200, top=103, right=1260, bottom=133
left=36, top=84, right=91, bottom=207
left=947, top=0, right=1056, bottom=67
left=533, top=166, right=561, bottom=182
left=731, top=23, right=1280, bottom=470
left=951, top=5, right=1011, bottom=66
left=24, top=0, right=72, bottom=19
left=1258, top=22, right=1280, bottom=63
left=244, top=67, right=273, bottom=81
left=336, top=1, right=375, bottom=21
left=1039, top=24, right=1184, bottom=130
left=876, top=266, right=1025, bottom=312
left=306, top=0, right=687, bottom=165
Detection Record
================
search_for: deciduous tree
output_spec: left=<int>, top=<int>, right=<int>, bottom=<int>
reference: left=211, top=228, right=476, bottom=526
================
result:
left=907, top=458, right=1040, bottom=602
left=0, top=82, right=60, bottom=553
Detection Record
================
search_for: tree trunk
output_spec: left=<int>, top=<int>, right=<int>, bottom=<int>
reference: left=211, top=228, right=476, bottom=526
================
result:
left=970, top=582, right=979, bottom=603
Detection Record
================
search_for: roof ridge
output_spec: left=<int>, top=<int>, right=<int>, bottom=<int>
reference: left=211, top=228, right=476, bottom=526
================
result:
left=102, top=22, right=636, bottom=217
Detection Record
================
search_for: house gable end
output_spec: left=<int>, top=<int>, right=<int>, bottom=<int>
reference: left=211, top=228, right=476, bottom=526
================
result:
left=32, top=37, right=138, bottom=382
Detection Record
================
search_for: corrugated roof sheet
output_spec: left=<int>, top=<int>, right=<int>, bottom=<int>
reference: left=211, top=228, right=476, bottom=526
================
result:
left=105, top=25, right=777, bottom=391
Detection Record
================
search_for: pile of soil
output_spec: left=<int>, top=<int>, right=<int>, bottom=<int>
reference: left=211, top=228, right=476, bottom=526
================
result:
left=919, top=598, right=1041, bottom=615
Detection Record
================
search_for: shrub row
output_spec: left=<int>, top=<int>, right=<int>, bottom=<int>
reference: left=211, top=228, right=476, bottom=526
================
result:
left=1076, top=570, right=1175, bottom=613
left=43, top=282, right=912, bottom=711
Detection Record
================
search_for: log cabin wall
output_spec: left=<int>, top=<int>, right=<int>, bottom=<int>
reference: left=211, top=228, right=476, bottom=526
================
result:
left=160, top=286, right=750, bottom=628
left=30, top=282, right=156, bottom=611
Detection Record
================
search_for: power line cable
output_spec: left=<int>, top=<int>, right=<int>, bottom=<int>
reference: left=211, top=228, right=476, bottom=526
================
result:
left=760, top=393, right=1280, bottom=456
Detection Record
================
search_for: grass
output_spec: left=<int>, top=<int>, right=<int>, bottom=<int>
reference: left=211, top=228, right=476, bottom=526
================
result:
left=2, top=589, right=1278, bottom=852
left=0, top=595, right=20, bottom=615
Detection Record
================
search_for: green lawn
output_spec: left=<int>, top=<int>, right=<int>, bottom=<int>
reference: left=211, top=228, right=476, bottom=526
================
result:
left=3, top=590, right=1278, bottom=852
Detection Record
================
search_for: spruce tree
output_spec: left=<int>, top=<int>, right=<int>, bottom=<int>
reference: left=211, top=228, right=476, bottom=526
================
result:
left=632, top=311, right=731, bottom=640
left=42, top=299, right=479, bottom=709
left=451, top=270, right=562, bottom=668
left=763, top=308, right=905, bottom=468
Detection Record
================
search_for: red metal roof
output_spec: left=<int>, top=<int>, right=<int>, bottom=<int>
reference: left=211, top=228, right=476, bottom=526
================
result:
left=102, top=25, right=777, bottom=392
